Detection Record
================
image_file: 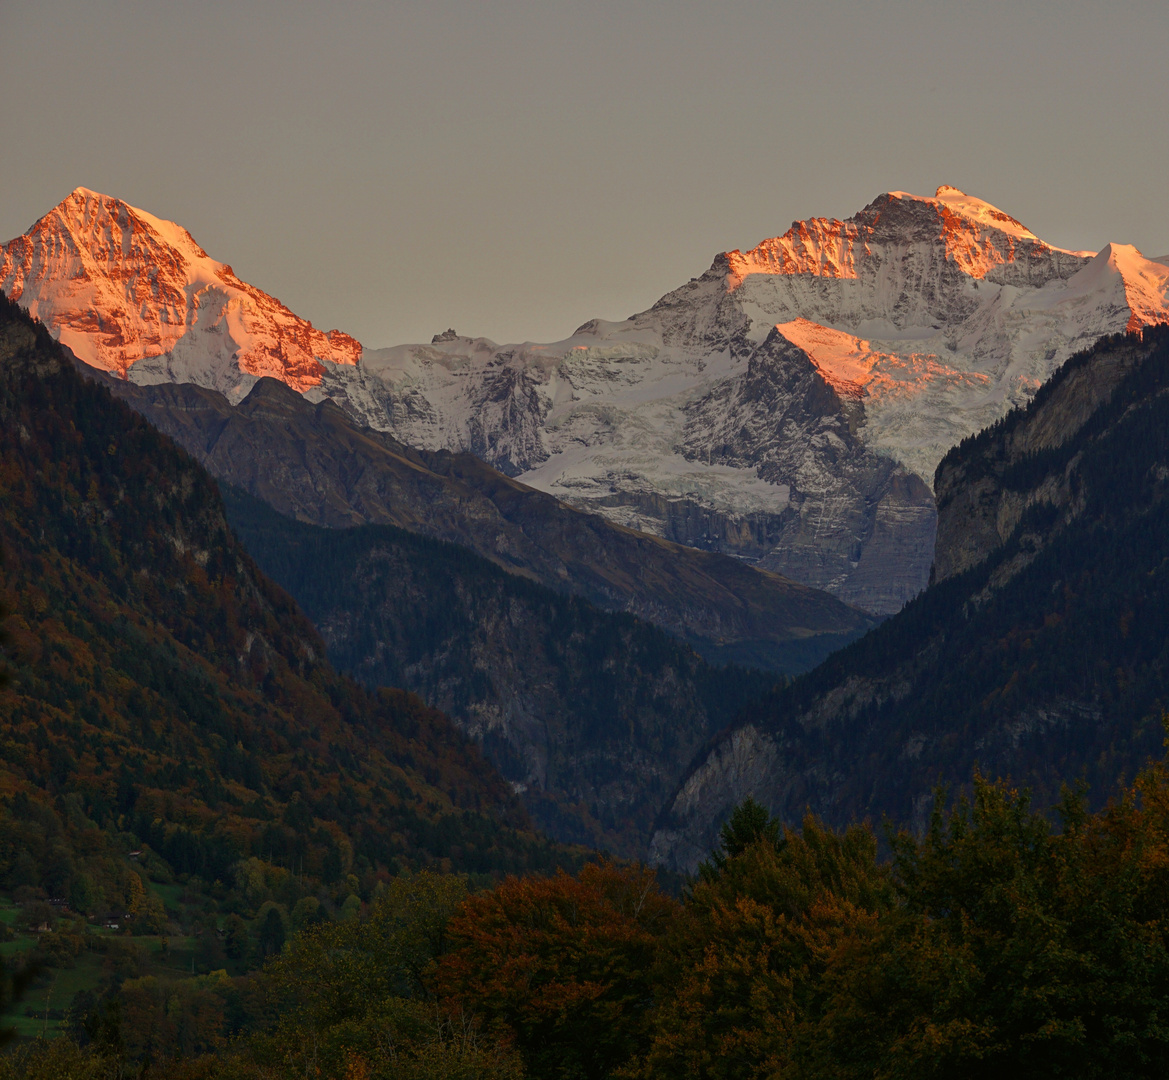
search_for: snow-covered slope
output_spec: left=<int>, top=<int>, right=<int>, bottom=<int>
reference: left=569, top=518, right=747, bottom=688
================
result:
left=0, top=188, right=360, bottom=398
left=5, top=185, right=1168, bottom=613
left=316, top=187, right=1169, bottom=611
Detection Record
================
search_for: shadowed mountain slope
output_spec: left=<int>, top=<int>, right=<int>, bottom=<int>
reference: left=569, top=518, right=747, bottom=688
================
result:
left=95, top=374, right=875, bottom=674
left=222, top=486, right=776, bottom=856
left=0, top=295, right=568, bottom=905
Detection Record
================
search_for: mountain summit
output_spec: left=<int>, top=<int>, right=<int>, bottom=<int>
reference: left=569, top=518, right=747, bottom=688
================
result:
left=0, top=188, right=360, bottom=395
left=722, top=185, right=1087, bottom=289
left=4, top=186, right=1168, bottom=613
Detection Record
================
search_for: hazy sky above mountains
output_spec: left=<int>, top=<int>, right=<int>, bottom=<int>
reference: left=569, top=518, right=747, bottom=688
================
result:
left=3, top=0, right=1166, bottom=347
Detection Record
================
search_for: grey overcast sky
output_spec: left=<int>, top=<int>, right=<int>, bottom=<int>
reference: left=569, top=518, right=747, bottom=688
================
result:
left=2, top=0, right=1167, bottom=347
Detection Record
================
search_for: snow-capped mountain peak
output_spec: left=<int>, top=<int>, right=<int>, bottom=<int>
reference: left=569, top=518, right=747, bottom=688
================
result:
left=722, top=184, right=1089, bottom=295
left=317, top=185, right=1168, bottom=613
left=928, top=183, right=1041, bottom=242
left=0, top=188, right=360, bottom=396
left=5, top=184, right=1169, bottom=615
left=67, top=185, right=212, bottom=263
left=1097, top=242, right=1169, bottom=330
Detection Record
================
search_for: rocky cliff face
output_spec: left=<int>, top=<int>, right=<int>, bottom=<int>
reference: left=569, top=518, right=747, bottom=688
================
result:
left=6, top=186, right=1169, bottom=615
left=678, top=327, right=937, bottom=612
left=650, top=324, right=1169, bottom=873
left=931, top=333, right=1155, bottom=583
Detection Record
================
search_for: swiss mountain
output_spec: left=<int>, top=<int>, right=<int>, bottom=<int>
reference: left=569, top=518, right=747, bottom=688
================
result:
left=0, top=294, right=564, bottom=908
left=0, top=187, right=360, bottom=390
left=93, top=372, right=873, bottom=673
left=649, top=323, right=1169, bottom=873
left=7, top=187, right=1168, bottom=613
left=327, top=188, right=1169, bottom=613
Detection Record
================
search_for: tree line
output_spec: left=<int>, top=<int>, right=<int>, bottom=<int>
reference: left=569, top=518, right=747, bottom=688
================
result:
left=7, top=742, right=1169, bottom=1078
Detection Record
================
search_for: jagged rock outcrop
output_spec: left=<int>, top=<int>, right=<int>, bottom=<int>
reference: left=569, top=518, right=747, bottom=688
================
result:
left=679, top=327, right=936, bottom=612
left=647, top=725, right=785, bottom=873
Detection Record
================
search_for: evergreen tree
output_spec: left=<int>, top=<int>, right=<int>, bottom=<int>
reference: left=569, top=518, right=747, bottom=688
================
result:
left=699, top=797, right=783, bottom=881
left=0, top=958, right=39, bottom=1049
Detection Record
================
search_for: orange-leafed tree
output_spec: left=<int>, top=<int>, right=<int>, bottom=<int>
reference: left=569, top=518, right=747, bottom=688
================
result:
left=642, top=803, right=893, bottom=1080
left=435, top=861, right=677, bottom=1080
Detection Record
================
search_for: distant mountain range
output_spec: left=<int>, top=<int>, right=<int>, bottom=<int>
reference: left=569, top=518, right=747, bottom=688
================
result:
left=5, top=186, right=1168, bottom=613
left=4, top=182, right=1169, bottom=880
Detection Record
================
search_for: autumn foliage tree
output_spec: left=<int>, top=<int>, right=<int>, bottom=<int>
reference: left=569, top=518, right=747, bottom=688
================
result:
left=639, top=768, right=1169, bottom=1080
left=0, top=549, right=10, bottom=690
left=436, top=861, right=678, bottom=1080
left=641, top=803, right=893, bottom=1080
left=244, top=871, right=522, bottom=1080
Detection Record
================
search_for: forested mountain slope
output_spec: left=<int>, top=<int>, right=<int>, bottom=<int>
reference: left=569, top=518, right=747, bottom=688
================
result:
left=652, top=324, right=1169, bottom=872
left=0, top=296, right=567, bottom=914
left=223, top=487, right=775, bottom=856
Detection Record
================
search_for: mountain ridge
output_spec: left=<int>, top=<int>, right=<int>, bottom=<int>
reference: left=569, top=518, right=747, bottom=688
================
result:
left=6, top=185, right=1169, bottom=614
left=0, top=294, right=568, bottom=904
left=221, top=484, right=777, bottom=856
left=89, top=368, right=874, bottom=673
